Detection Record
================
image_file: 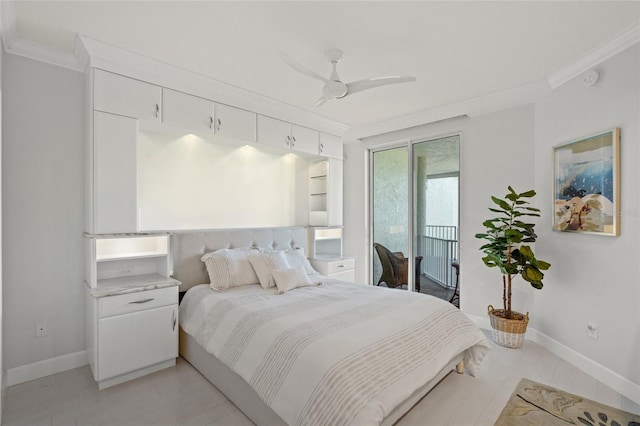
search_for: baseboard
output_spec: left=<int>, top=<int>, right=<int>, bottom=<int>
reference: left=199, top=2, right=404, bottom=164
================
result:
left=6, top=350, right=87, bottom=386
left=466, top=313, right=640, bottom=406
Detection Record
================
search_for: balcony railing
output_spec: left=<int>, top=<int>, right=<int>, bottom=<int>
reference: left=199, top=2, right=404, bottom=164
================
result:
left=420, top=225, right=458, bottom=289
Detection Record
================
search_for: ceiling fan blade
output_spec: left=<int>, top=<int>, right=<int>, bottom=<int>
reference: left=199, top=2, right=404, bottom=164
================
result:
left=345, top=75, right=416, bottom=96
left=280, top=52, right=329, bottom=83
left=312, top=96, right=327, bottom=108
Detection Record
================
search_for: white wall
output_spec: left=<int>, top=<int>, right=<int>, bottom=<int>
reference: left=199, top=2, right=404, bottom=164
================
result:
left=2, top=53, right=85, bottom=378
left=343, top=43, right=640, bottom=399
left=137, top=129, right=311, bottom=230
left=344, top=104, right=535, bottom=313
left=533, top=44, right=640, bottom=386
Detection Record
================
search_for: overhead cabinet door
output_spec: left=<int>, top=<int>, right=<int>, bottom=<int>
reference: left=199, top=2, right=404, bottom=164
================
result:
left=257, top=116, right=320, bottom=155
left=93, top=111, right=138, bottom=234
left=162, top=89, right=214, bottom=133
left=257, top=115, right=291, bottom=150
left=215, top=103, right=256, bottom=142
left=319, top=133, right=343, bottom=159
left=93, top=69, right=162, bottom=122
left=291, top=124, right=319, bottom=155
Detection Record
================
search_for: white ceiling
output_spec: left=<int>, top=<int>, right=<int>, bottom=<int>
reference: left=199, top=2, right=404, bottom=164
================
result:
left=8, top=1, right=640, bottom=130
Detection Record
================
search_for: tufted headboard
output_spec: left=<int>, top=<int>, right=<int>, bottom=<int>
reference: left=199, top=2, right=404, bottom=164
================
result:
left=171, top=227, right=308, bottom=291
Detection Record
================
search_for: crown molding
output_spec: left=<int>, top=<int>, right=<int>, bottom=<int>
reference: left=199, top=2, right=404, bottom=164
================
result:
left=547, top=21, right=640, bottom=89
left=1, top=0, right=84, bottom=72
left=346, top=79, right=552, bottom=140
left=348, top=21, right=640, bottom=141
left=78, top=35, right=349, bottom=136
left=5, top=37, right=84, bottom=72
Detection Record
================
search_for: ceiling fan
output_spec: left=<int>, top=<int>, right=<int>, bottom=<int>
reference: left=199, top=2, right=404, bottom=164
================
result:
left=281, top=49, right=416, bottom=107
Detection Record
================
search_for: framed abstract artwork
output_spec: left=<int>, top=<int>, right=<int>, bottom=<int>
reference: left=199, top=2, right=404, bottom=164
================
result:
left=553, top=128, right=620, bottom=236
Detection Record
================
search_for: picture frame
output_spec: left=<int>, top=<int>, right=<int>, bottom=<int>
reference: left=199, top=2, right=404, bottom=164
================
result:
left=553, top=128, right=620, bottom=236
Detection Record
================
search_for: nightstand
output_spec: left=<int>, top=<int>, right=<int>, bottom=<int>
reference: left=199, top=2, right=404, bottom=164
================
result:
left=85, top=275, right=181, bottom=389
left=310, top=256, right=355, bottom=283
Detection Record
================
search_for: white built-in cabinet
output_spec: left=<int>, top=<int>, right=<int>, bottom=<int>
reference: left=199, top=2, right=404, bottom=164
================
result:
left=84, top=234, right=180, bottom=389
left=93, top=111, right=138, bottom=234
left=257, top=114, right=346, bottom=159
left=86, top=66, right=346, bottom=389
left=257, top=115, right=343, bottom=159
left=319, top=132, right=343, bottom=160
left=88, top=68, right=345, bottom=234
left=93, top=69, right=161, bottom=122
left=162, top=88, right=257, bottom=142
left=216, top=103, right=257, bottom=142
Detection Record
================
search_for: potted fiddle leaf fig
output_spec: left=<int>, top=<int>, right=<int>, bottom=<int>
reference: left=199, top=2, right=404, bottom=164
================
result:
left=475, top=186, right=550, bottom=348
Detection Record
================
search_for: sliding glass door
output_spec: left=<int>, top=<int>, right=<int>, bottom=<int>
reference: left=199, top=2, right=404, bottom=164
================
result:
left=413, top=136, right=460, bottom=299
left=371, top=146, right=409, bottom=290
left=371, top=135, right=460, bottom=299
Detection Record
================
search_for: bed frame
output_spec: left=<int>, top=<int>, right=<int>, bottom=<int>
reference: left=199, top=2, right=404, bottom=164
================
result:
left=172, top=227, right=464, bottom=426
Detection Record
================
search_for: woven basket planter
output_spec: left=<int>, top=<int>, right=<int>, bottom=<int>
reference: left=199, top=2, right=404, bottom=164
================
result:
left=488, top=305, right=529, bottom=349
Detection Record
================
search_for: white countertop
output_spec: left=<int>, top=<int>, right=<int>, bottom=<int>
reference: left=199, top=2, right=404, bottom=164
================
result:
left=85, top=273, right=181, bottom=298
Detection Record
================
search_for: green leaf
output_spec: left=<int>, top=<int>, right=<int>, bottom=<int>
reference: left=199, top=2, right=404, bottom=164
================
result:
left=519, top=189, right=536, bottom=198
left=505, top=229, right=523, bottom=243
left=536, top=260, right=551, bottom=270
left=491, top=196, right=510, bottom=211
left=522, top=266, right=543, bottom=282
left=519, top=245, right=534, bottom=259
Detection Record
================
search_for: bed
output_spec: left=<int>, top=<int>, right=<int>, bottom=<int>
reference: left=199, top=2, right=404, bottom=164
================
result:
left=173, top=227, right=489, bottom=426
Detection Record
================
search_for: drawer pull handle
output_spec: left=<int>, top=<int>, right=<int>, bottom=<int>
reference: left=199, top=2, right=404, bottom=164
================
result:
left=337, top=265, right=345, bottom=268
left=172, top=310, right=177, bottom=331
left=129, top=298, right=154, bottom=304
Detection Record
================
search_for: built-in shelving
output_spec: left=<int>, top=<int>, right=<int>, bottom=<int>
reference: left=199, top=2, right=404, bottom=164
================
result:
left=309, top=161, right=329, bottom=226
left=85, top=233, right=171, bottom=289
left=308, top=226, right=343, bottom=259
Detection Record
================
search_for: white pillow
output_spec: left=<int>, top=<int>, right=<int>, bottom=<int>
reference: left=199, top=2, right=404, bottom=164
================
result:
left=247, top=251, right=290, bottom=289
left=283, top=248, right=318, bottom=275
left=272, top=267, right=321, bottom=294
left=201, top=247, right=260, bottom=291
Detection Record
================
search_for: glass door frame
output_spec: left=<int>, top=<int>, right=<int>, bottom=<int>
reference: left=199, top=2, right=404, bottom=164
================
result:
left=368, top=132, right=462, bottom=292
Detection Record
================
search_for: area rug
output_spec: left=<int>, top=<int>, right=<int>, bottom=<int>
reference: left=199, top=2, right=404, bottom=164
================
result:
left=495, top=378, right=640, bottom=426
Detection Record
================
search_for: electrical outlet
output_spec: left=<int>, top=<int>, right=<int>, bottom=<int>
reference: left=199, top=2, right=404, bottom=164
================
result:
left=587, top=322, right=598, bottom=339
left=118, top=268, right=134, bottom=276
left=35, top=321, right=47, bottom=337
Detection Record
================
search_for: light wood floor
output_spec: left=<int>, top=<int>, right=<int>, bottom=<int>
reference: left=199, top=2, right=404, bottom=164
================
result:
left=4, top=330, right=639, bottom=426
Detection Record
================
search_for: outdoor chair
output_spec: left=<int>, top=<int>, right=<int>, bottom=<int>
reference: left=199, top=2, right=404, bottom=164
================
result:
left=373, top=243, right=423, bottom=291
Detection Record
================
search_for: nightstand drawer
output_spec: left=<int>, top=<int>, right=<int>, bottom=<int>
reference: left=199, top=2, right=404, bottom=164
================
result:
left=98, top=286, right=177, bottom=318
left=325, top=258, right=355, bottom=274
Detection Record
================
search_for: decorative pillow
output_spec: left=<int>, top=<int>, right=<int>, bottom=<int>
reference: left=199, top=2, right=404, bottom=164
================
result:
left=272, top=267, right=321, bottom=294
left=283, top=248, right=318, bottom=275
left=247, top=251, right=290, bottom=289
left=201, top=247, right=260, bottom=291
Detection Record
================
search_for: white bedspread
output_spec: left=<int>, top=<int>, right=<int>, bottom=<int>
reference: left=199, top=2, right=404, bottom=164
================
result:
left=180, top=278, right=489, bottom=426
